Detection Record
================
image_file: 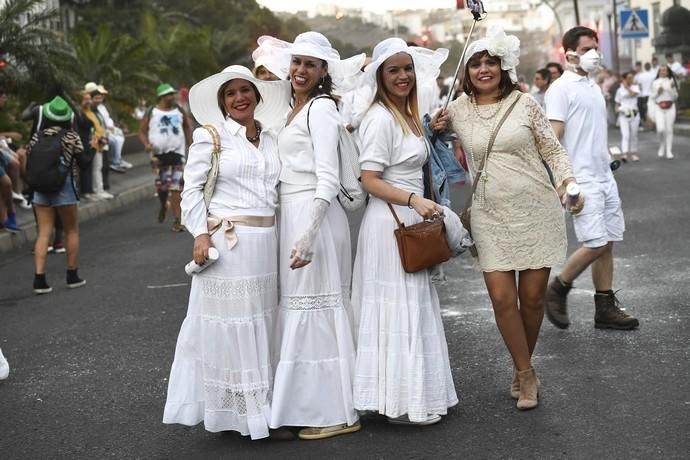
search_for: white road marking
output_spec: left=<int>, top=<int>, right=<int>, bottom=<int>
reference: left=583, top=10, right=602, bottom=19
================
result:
left=146, top=283, right=189, bottom=289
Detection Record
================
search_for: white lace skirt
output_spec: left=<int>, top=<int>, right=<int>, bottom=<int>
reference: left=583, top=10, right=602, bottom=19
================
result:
left=351, top=197, right=459, bottom=422
left=270, top=191, right=358, bottom=428
left=163, top=223, right=278, bottom=440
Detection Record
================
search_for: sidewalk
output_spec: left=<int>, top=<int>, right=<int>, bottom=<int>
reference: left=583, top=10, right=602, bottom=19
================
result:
left=0, top=150, right=153, bottom=254
left=675, top=121, right=690, bottom=137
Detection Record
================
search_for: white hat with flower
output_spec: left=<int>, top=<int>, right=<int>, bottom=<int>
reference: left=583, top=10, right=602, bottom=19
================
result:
left=254, top=32, right=366, bottom=94
left=464, top=25, right=521, bottom=83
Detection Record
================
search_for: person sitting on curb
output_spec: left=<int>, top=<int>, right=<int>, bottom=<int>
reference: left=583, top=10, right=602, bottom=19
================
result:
left=138, top=83, right=192, bottom=232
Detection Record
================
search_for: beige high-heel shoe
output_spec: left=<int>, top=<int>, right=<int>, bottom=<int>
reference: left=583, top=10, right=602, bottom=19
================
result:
left=516, top=368, right=539, bottom=410
left=510, top=369, right=520, bottom=400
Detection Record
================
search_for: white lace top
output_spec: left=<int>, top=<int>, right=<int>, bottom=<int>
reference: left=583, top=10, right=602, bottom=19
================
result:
left=181, top=118, right=280, bottom=238
left=449, top=91, right=574, bottom=272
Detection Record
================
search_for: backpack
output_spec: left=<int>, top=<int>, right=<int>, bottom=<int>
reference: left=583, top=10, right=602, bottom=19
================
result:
left=26, top=128, right=73, bottom=193
left=306, top=96, right=367, bottom=212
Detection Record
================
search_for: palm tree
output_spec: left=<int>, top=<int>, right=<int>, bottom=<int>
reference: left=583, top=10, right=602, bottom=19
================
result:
left=0, top=0, right=74, bottom=97
left=68, top=24, right=160, bottom=118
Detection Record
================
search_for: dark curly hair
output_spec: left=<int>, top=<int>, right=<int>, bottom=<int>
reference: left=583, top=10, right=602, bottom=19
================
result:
left=462, top=50, right=517, bottom=100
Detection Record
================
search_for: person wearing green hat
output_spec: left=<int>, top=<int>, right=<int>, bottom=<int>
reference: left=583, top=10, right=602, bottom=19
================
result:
left=27, top=96, right=87, bottom=294
left=138, top=83, right=192, bottom=232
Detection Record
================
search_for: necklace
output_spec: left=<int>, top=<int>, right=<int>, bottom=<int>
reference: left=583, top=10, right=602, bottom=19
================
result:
left=471, top=95, right=505, bottom=121
left=246, top=121, right=261, bottom=143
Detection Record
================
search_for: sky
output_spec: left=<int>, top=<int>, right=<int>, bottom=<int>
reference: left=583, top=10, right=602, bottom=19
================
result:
left=256, top=0, right=458, bottom=14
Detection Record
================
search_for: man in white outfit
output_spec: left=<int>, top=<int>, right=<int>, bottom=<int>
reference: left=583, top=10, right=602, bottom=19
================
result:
left=634, top=62, right=656, bottom=127
left=544, top=26, right=639, bottom=331
left=665, top=53, right=687, bottom=79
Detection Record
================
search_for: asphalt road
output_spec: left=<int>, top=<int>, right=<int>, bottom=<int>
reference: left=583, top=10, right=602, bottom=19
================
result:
left=1, top=128, right=689, bottom=459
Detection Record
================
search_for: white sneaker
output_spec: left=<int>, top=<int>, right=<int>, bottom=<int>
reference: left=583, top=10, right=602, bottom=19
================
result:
left=666, top=151, right=674, bottom=159
left=97, top=191, right=114, bottom=200
left=658, top=148, right=665, bottom=158
left=0, top=348, right=9, bottom=380
left=11, top=192, right=31, bottom=210
left=120, top=160, right=133, bottom=169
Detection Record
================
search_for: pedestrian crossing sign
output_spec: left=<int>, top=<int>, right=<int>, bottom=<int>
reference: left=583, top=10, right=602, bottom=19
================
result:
left=620, top=9, right=649, bottom=39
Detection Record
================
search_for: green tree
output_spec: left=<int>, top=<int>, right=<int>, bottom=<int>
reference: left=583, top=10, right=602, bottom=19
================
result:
left=0, top=0, right=74, bottom=98
left=67, top=24, right=159, bottom=119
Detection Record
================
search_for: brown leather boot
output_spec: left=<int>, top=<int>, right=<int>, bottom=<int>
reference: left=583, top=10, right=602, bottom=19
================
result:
left=594, top=291, right=639, bottom=330
left=544, top=277, right=572, bottom=329
left=516, top=368, right=539, bottom=410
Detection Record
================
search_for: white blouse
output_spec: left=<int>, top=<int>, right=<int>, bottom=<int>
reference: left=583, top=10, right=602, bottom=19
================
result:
left=615, top=85, right=640, bottom=112
left=358, top=103, right=426, bottom=188
left=181, top=118, right=280, bottom=238
left=652, top=78, right=679, bottom=103
left=278, top=97, right=341, bottom=202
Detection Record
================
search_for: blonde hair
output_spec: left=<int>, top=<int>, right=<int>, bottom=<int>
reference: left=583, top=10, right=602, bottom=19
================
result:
left=373, top=59, right=423, bottom=136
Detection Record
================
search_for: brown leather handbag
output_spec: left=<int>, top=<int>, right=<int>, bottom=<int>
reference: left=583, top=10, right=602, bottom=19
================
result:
left=460, top=93, right=523, bottom=258
left=388, top=147, right=451, bottom=273
left=388, top=202, right=451, bottom=273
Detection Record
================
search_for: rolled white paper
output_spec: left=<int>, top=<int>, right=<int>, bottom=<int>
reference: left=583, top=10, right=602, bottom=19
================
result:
left=185, top=247, right=220, bottom=276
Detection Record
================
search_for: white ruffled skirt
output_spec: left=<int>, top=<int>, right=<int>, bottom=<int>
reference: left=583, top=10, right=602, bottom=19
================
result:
left=163, top=222, right=278, bottom=440
left=351, top=196, right=459, bottom=422
left=270, top=190, right=358, bottom=428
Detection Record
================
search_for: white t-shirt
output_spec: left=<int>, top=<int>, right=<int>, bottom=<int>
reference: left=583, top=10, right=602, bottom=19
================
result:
left=545, top=70, right=612, bottom=183
left=669, top=61, right=687, bottom=78
left=147, top=106, right=187, bottom=156
left=634, top=70, right=656, bottom=97
left=615, top=85, right=640, bottom=112
left=97, top=104, right=116, bottom=130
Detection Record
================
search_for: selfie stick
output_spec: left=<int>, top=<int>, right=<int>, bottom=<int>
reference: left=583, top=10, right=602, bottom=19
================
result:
left=441, top=0, right=487, bottom=113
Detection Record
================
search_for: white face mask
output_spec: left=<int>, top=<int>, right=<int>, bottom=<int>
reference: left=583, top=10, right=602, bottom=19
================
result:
left=567, top=49, right=601, bottom=74
left=579, top=49, right=602, bottom=73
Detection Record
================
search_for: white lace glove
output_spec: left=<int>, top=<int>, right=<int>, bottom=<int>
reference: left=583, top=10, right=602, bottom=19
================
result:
left=443, top=206, right=474, bottom=256
left=291, top=198, right=329, bottom=264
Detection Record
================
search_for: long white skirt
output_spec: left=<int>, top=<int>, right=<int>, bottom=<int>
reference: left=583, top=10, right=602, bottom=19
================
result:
left=352, top=197, right=459, bottom=422
left=163, top=223, right=278, bottom=440
left=270, top=191, right=358, bottom=428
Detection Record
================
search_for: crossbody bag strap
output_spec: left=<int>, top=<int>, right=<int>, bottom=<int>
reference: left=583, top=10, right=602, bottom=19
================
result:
left=387, top=203, right=404, bottom=228
left=465, top=92, right=522, bottom=206
left=201, top=124, right=221, bottom=209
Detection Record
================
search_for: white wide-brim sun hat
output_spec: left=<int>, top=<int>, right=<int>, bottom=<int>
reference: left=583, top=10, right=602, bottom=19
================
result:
left=189, top=65, right=291, bottom=129
left=352, top=37, right=448, bottom=115
left=255, top=32, right=366, bottom=95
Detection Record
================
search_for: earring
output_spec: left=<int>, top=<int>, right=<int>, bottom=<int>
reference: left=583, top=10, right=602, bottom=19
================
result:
left=318, top=78, right=324, bottom=90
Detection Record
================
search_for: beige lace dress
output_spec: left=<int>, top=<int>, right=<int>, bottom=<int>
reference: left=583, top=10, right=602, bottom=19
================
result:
left=448, top=91, right=574, bottom=272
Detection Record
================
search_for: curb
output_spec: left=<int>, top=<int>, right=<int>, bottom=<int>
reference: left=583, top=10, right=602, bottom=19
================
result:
left=0, top=182, right=153, bottom=254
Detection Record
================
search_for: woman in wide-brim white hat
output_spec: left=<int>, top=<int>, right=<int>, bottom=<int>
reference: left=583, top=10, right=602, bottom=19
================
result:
left=258, top=31, right=364, bottom=440
left=350, top=37, right=459, bottom=427
left=163, top=65, right=293, bottom=440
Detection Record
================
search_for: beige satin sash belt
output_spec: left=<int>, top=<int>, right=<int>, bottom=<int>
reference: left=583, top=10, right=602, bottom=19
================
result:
left=207, top=214, right=275, bottom=250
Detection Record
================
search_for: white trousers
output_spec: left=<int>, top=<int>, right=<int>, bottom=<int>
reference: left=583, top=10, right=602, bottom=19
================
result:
left=654, top=104, right=676, bottom=156
left=92, top=152, right=104, bottom=194
left=618, top=114, right=639, bottom=153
